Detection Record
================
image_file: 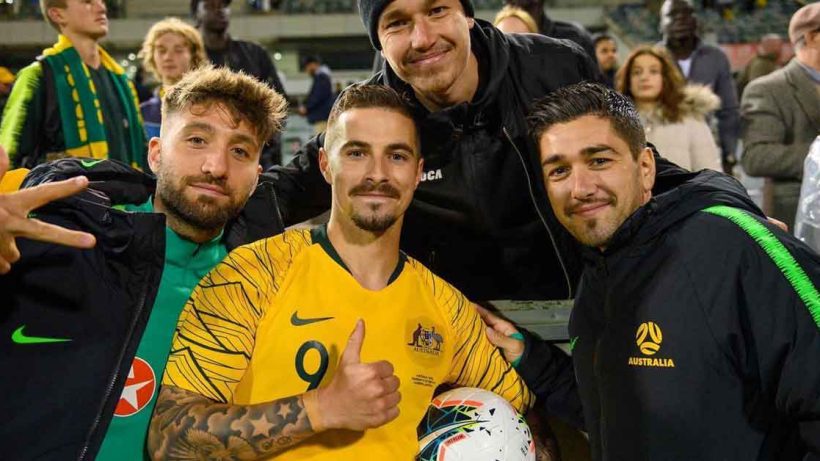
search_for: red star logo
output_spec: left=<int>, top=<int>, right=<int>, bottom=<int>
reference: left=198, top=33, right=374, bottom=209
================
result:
left=113, top=356, right=156, bottom=417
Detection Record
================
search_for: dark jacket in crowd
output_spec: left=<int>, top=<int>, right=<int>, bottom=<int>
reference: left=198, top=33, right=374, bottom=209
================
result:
left=661, top=39, right=740, bottom=163
left=0, top=158, right=284, bottom=460
left=267, top=19, right=598, bottom=302
left=538, top=10, right=596, bottom=61
left=304, top=65, right=335, bottom=124
left=206, top=37, right=287, bottom=98
left=519, top=168, right=820, bottom=460
left=207, top=37, right=287, bottom=168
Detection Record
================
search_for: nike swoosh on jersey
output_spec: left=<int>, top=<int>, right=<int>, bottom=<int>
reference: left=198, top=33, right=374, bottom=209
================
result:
left=290, top=312, right=334, bottom=326
left=12, top=325, right=72, bottom=344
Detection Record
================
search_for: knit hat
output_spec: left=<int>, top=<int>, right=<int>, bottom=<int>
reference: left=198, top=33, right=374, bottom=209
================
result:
left=358, top=0, right=475, bottom=50
left=788, top=2, right=820, bottom=46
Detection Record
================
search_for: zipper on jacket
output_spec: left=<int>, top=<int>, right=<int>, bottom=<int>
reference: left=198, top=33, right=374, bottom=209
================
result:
left=77, top=234, right=161, bottom=461
left=503, top=126, right=573, bottom=299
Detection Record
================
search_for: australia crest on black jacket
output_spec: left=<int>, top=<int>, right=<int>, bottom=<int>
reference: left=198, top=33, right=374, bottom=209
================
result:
left=565, top=168, right=820, bottom=460
left=0, top=158, right=284, bottom=460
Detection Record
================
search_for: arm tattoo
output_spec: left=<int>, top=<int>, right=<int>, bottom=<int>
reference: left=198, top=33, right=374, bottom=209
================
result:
left=147, top=385, right=316, bottom=461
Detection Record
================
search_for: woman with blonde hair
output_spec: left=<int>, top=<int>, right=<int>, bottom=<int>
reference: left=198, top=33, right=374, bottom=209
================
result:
left=493, top=5, right=538, bottom=34
left=139, top=17, right=207, bottom=138
left=616, top=45, right=721, bottom=171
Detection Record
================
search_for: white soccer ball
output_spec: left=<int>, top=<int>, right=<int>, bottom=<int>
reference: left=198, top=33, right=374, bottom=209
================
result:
left=417, top=387, right=535, bottom=461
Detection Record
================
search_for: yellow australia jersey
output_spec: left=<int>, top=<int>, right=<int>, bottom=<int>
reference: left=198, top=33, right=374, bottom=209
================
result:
left=163, top=226, right=534, bottom=460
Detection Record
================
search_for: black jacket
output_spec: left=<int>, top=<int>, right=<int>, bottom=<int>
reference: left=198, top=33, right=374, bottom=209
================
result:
left=0, top=159, right=283, bottom=460
left=538, top=11, right=596, bottom=62
left=521, top=168, right=820, bottom=460
left=206, top=38, right=288, bottom=168
left=268, top=20, right=598, bottom=300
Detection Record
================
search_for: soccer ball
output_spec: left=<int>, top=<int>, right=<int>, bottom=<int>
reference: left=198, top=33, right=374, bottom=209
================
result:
left=417, top=387, right=535, bottom=461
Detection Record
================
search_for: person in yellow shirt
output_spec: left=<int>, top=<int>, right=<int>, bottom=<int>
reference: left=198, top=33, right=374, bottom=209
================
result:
left=148, top=83, right=533, bottom=460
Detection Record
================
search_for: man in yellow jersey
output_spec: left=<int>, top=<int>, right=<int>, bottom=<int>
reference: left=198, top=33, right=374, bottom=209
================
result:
left=148, top=84, right=533, bottom=460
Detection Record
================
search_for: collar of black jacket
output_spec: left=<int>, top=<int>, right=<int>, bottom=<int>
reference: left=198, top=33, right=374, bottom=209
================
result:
left=582, top=167, right=764, bottom=262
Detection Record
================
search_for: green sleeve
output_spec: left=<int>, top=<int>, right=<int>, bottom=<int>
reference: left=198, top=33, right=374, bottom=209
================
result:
left=0, top=62, right=45, bottom=167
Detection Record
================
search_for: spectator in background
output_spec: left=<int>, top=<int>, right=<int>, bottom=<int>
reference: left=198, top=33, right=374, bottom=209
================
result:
left=659, top=0, right=740, bottom=174
left=592, top=33, right=618, bottom=88
left=795, top=136, right=820, bottom=253
left=741, top=2, right=820, bottom=230
left=617, top=45, right=721, bottom=171
left=493, top=5, right=538, bottom=34
left=736, top=33, right=783, bottom=97
left=0, top=0, right=146, bottom=170
left=505, top=0, right=596, bottom=59
left=298, top=56, right=335, bottom=134
left=139, top=17, right=207, bottom=139
left=193, top=0, right=288, bottom=168
left=0, top=67, right=14, bottom=121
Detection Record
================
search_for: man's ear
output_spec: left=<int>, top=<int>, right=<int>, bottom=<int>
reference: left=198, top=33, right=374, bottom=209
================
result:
left=147, top=137, right=162, bottom=174
left=639, top=146, right=656, bottom=201
left=47, top=6, right=66, bottom=30
left=467, top=17, right=475, bottom=28
left=318, top=147, right=332, bottom=185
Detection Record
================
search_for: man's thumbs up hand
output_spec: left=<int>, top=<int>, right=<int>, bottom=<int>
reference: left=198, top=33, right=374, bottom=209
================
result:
left=315, top=320, right=402, bottom=431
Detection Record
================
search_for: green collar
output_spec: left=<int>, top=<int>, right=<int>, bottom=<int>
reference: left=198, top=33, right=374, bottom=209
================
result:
left=311, top=224, right=406, bottom=286
left=126, top=198, right=225, bottom=268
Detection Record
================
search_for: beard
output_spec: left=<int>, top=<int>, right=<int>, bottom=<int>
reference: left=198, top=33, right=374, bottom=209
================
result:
left=156, top=167, right=243, bottom=233
left=348, top=181, right=401, bottom=233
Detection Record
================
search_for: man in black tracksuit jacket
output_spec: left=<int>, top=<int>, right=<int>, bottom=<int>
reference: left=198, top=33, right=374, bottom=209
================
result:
left=491, top=83, right=820, bottom=460
left=269, top=0, right=599, bottom=302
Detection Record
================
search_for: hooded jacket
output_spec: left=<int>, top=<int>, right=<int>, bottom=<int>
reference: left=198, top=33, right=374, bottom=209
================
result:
left=0, top=158, right=283, bottom=461
left=268, top=19, right=598, bottom=301
left=519, top=168, right=820, bottom=460
left=638, top=84, right=721, bottom=172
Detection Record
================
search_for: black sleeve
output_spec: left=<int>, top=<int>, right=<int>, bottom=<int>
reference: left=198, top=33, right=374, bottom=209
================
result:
left=516, top=329, right=585, bottom=430
left=255, top=44, right=287, bottom=99
left=260, top=132, right=331, bottom=225
left=697, top=215, right=820, bottom=453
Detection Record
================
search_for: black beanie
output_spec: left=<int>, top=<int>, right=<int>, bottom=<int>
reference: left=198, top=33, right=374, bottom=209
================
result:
left=358, top=0, right=475, bottom=50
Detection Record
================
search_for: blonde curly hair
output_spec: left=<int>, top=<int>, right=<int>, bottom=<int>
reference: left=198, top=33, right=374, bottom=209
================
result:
left=140, top=17, right=207, bottom=84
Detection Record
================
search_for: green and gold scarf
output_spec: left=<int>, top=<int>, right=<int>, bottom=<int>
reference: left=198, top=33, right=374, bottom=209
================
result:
left=42, top=35, right=146, bottom=169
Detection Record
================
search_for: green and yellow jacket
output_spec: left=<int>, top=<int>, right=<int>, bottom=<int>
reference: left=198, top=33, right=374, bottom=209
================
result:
left=0, top=35, right=145, bottom=169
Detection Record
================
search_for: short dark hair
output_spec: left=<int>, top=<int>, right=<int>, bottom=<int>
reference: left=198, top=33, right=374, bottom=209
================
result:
left=591, top=32, right=614, bottom=47
left=528, top=82, right=646, bottom=158
left=301, top=55, right=321, bottom=69
left=190, top=0, right=231, bottom=17
left=324, top=84, right=417, bottom=153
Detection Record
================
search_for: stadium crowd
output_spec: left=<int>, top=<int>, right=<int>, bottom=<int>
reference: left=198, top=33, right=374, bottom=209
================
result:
left=0, top=0, right=818, bottom=460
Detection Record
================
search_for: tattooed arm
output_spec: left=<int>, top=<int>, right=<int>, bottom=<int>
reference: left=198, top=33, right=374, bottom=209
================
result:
left=148, top=321, right=401, bottom=460
left=147, top=385, right=316, bottom=460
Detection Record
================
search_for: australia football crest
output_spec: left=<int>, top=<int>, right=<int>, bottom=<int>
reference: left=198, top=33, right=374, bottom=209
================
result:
left=408, top=323, right=443, bottom=356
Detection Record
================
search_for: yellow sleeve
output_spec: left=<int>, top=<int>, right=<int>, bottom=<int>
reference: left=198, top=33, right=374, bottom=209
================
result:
left=162, top=239, right=279, bottom=402
left=437, top=278, right=535, bottom=414
left=0, top=168, right=29, bottom=192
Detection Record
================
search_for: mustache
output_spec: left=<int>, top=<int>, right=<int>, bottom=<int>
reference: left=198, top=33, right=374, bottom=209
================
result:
left=404, top=44, right=452, bottom=65
left=349, top=181, right=400, bottom=199
left=183, top=174, right=231, bottom=193
left=565, top=197, right=613, bottom=216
